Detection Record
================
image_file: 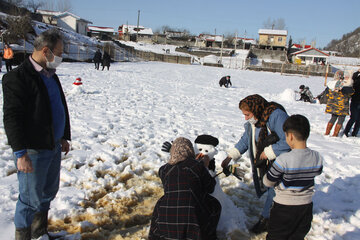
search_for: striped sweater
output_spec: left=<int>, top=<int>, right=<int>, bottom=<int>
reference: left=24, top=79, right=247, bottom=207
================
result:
left=263, top=148, right=323, bottom=205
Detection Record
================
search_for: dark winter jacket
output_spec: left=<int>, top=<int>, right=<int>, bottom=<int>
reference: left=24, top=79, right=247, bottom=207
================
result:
left=2, top=57, right=71, bottom=152
left=149, top=157, right=221, bottom=240
left=352, top=71, right=360, bottom=102
left=102, top=52, right=111, bottom=67
left=219, top=76, right=232, bottom=87
left=93, top=50, right=102, bottom=63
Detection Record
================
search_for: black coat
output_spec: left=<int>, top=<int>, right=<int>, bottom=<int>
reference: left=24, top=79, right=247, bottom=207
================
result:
left=102, top=52, right=111, bottom=67
left=352, top=71, right=360, bottom=102
left=149, top=158, right=221, bottom=240
left=93, top=51, right=102, bottom=63
left=2, top=57, right=71, bottom=152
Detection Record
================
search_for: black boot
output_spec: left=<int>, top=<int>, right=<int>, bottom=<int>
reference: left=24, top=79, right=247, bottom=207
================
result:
left=15, top=227, right=31, bottom=240
left=31, top=211, right=48, bottom=239
left=250, top=216, right=268, bottom=234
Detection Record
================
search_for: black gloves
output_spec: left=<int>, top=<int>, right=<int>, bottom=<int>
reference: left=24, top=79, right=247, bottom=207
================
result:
left=161, top=141, right=172, bottom=152
left=222, top=164, right=245, bottom=180
left=208, top=159, right=216, bottom=172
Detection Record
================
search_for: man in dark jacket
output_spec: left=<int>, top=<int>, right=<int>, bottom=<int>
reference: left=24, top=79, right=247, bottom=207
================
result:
left=2, top=29, right=71, bottom=240
left=219, top=75, right=232, bottom=88
left=102, top=51, right=111, bottom=71
left=93, top=49, right=102, bottom=70
left=344, top=69, right=360, bottom=137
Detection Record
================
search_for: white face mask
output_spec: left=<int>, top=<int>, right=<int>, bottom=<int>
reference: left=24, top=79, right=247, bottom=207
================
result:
left=248, top=116, right=257, bottom=125
left=46, top=49, right=62, bottom=69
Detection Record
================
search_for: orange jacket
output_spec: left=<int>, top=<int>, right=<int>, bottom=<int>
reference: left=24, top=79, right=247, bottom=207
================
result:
left=3, top=47, right=14, bottom=60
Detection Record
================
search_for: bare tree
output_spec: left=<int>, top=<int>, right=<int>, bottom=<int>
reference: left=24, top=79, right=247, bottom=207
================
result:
left=26, top=0, right=44, bottom=13
left=42, top=0, right=72, bottom=12
left=4, top=14, right=34, bottom=43
left=263, top=17, right=286, bottom=30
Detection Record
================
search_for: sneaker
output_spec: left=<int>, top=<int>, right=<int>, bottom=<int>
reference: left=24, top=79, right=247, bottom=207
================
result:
left=250, top=216, right=268, bottom=234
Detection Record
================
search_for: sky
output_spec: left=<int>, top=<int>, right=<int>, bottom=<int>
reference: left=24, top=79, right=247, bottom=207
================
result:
left=68, top=0, right=359, bottom=48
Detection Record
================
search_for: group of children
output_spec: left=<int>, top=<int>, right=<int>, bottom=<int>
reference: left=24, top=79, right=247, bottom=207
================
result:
left=148, top=94, right=323, bottom=240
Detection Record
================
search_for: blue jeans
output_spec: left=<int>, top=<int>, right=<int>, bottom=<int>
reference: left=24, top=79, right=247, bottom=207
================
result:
left=344, top=101, right=360, bottom=136
left=14, top=142, right=61, bottom=228
left=261, top=187, right=275, bottom=219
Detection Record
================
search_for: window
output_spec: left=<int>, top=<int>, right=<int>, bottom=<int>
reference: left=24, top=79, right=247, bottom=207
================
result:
left=278, top=37, right=283, bottom=42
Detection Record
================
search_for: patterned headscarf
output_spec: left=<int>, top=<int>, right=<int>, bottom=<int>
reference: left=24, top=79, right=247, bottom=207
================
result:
left=239, top=94, right=281, bottom=161
left=169, top=137, right=195, bottom=165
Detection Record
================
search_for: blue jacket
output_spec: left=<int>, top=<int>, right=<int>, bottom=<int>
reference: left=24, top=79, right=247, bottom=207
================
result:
left=235, top=109, right=290, bottom=158
left=234, top=108, right=290, bottom=197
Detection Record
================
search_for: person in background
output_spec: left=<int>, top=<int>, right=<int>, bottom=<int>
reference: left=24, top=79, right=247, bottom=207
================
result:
left=2, top=29, right=71, bottom=240
left=263, top=114, right=323, bottom=240
left=221, top=94, right=290, bottom=234
left=149, top=137, right=221, bottom=240
left=219, top=75, right=232, bottom=88
left=324, top=70, right=354, bottom=137
left=93, top=49, right=102, bottom=70
left=3, top=43, right=14, bottom=72
left=102, top=51, right=111, bottom=71
left=297, top=85, right=315, bottom=103
left=343, top=69, right=360, bottom=137
left=0, top=50, right=3, bottom=72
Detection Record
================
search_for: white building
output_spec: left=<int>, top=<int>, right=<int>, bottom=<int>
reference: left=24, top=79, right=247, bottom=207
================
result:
left=54, top=12, right=92, bottom=35
left=118, top=25, right=153, bottom=42
left=195, top=34, right=224, bottom=48
left=291, top=48, right=329, bottom=65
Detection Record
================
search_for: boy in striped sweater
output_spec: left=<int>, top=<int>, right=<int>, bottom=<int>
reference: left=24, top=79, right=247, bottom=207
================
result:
left=263, top=114, right=323, bottom=240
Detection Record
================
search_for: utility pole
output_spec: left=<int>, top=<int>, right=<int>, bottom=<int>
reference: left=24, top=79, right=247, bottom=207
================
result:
left=220, top=34, right=224, bottom=64
left=136, top=10, right=140, bottom=42
left=234, top=32, right=237, bottom=52
left=243, top=30, right=246, bottom=49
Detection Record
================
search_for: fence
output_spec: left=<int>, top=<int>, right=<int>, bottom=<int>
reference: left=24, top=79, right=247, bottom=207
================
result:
left=114, top=41, right=191, bottom=65
left=245, top=60, right=334, bottom=77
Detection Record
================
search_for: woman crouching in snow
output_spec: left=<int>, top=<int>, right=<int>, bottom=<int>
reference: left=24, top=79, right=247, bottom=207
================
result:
left=149, top=137, right=221, bottom=240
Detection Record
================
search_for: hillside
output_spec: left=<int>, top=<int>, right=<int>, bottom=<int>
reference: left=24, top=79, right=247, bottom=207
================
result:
left=325, top=27, right=360, bottom=57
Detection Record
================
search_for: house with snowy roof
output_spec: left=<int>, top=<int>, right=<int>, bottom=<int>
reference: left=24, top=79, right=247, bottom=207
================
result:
left=87, top=26, right=115, bottom=40
left=118, top=25, right=153, bottom=43
left=258, top=29, right=287, bottom=50
left=195, top=34, right=224, bottom=48
left=36, top=10, right=92, bottom=35
left=291, top=48, right=329, bottom=65
left=233, top=37, right=256, bottom=49
left=54, top=12, right=92, bottom=35
left=36, top=9, right=62, bottom=25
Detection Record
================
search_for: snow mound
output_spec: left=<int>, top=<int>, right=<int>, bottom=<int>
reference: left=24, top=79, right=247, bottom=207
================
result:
left=276, top=88, right=296, bottom=103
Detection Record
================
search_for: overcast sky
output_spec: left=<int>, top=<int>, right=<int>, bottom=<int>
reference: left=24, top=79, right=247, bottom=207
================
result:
left=70, top=0, right=359, bottom=48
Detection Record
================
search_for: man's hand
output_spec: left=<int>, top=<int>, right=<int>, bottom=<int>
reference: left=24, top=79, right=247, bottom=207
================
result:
left=260, top=151, right=267, bottom=160
left=221, top=156, right=232, bottom=168
left=61, top=139, right=70, bottom=155
left=17, top=154, right=33, bottom=173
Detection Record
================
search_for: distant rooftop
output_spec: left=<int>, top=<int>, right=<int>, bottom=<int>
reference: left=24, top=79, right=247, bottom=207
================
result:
left=258, top=29, right=288, bottom=36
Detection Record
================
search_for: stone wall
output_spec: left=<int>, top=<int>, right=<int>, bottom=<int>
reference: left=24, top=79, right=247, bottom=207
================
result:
left=246, top=61, right=334, bottom=77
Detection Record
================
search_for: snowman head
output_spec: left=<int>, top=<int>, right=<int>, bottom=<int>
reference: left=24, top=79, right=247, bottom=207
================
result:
left=193, top=135, right=219, bottom=160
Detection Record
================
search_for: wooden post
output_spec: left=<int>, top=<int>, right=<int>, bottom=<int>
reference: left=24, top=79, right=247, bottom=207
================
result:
left=307, top=65, right=310, bottom=78
left=324, top=64, right=329, bottom=86
left=77, top=44, right=80, bottom=61
left=281, top=62, right=285, bottom=75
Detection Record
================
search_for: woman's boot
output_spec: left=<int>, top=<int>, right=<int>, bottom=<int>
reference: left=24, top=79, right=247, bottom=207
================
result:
left=325, top=122, right=334, bottom=135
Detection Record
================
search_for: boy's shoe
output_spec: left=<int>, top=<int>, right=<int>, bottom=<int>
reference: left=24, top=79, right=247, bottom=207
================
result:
left=250, top=216, right=268, bottom=234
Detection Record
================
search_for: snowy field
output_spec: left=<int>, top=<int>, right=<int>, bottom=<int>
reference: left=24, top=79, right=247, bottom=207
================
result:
left=0, top=61, right=359, bottom=240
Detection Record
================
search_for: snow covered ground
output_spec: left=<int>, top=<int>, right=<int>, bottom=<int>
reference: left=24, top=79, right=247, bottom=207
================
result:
left=0, top=61, right=359, bottom=240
